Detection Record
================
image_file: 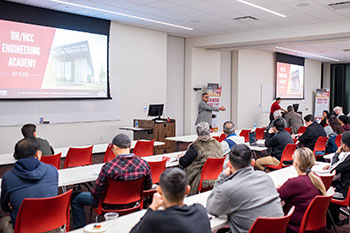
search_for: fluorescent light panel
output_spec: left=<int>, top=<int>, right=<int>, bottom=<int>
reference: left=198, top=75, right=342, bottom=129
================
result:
left=236, top=0, right=287, bottom=18
left=50, top=0, right=193, bottom=31
left=276, top=46, right=339, bottom=62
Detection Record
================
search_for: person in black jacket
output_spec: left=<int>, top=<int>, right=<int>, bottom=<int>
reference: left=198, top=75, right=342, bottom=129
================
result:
left=130, top=168, right=211, bottom=233
left=296, top=114, right=326, bottom=150
left=256, top=118, right=293, bottom=171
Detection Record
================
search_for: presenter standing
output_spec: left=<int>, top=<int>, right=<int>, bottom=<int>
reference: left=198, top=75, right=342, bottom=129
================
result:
left=195, top=93, right=225, bottom=127
left=269, top=97, right=287, bottom=122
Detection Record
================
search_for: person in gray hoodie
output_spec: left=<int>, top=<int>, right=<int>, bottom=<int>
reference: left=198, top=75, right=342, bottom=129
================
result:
left=206, top=144, right=283, bottom=233
left=0, top=137, right=58, bottom=231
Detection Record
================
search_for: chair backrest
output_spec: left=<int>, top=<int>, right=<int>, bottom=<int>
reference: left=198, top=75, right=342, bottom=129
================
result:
left=198, top=157, right=225, bottom=192
left=319, top=172, right=335, bottom=190
left=281, top=144, right=297, bottom=168
left=313, top=136, right=328, bottom=157
left=103, top=143, right=115, bottom=163
left=298, top=188, right=334, bottom=233
left=133, top=140, right=155, bottom=157
left=218, top=133, right=226, bottom=142
left=148, top=158, right=167, bottom=184
left=285, top=127, right=292, bottom=134
left=213, top=136, right=220, bottom=142
left=297, top=126, right=307, bottom=134
left=335, top=134, right=342, bottom=147
left=14, top=190, right=72, bottom=233
left=40, top=152, right=62, bottom=170
left=64, top=145, right=93, bottom=168
left=248, top=206, right=295, bottom=233
left=255, top=128, right=265, bottom=140
left=239, top=129, right=251, bottom=142
left=97, top=177, right=145, bottom=216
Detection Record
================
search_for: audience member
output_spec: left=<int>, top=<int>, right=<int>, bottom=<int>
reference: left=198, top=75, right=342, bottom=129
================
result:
left=130, top=168, right=211, bottom=233
left=266, top=110, right=287, bottom=133
left=333, top=106, right=344, bottom=118
left=325, top=131, right=350, bottom=226
left=195, top=93, right=225, bottom=127
left=339, top=115, right=350, bottom=131
left=21, top=123, right=54, bottom=156
left=256, top=118, right=293, bottom=171
left=284, top=105, right=303, bottom=134
left=71, top=134, right=152, bottom=229
left=278, top=148, right=326, bottom=233
left=325, top=115, right=345, bottom=153
left=220, top=121, right=244, bottom=170
left=296, top=114, right=326, bottom=150
left=206, top=144, right=283, bottom=233
left=269, top=97, right=287, bottom=122
left=0, top=138, right=58, bottom=232
left=179, top=122, right=222, bottom=195
left=320, top=110, right=330, bottom=127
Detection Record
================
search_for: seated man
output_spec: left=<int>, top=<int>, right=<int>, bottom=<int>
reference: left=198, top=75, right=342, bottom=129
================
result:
left=206, top=144, right=283, bottom=233
left=325, top=131, right=350, bottom=226
left=0, top=138, right=58, bottom=232
left=256, top=118, right=293, bottom=171
left=220, top=121, right=244, bottom=170
left=71, top=134, right=152, bottom=229
left=21, top=123, right=54, bottom=155
left=296, top=114, right=326, bottom=150
left=130, top=168, right=211, bottom=233
left=284, top=105, right=303, bottom=134
left=265, top=110, right=287, bottom=133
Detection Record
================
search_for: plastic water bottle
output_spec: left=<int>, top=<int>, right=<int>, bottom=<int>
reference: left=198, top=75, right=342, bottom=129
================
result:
left=253, top=121, right=257, bottom=131
left=135, top=120, right=139, bottom=128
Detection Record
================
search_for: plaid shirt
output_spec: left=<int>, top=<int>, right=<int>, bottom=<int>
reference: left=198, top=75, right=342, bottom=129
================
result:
left=91, top=153, right=152, bottom=203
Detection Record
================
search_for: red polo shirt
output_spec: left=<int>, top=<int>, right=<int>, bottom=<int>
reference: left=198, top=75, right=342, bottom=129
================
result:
left=270, top=101, right=281, bottom=114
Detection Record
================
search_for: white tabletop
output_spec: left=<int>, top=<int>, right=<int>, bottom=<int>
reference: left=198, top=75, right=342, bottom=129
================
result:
left=166, top=133, right=221, bottom=143
left=0, top=140, right=165, bottom=166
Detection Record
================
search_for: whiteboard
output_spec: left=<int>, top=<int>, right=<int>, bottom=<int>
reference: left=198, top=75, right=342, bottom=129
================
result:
left=261, top=84, right=274, bottom=113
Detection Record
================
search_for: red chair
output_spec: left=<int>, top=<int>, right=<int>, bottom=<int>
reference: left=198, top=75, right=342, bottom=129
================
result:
left=255, top=128, right=265, bottom=140
left=143, top=158, right=167, bottom=197
left=103, top=143, right=115, bottom=163
left=92, top=177, right=145, bottom=217
left=198, top=157, right=225, bottom=192
left=63, top=146, right=93, bottom=168
left=133, top=140, right=155, bottom=157
left=248, top=206, right=295, bottom=233
left=239, top=129, right=251, bottom=142
left=265, top=144, right=297, bottom=170
left=40, top=153, right=62, bottom=170
left=319, top=172, right=335, bottom=190
left=313, top=136, right=328, bottom=158
left=297, top=126, right=307, bottom=134
left=298, top=188, right=334, bottom=233
left=14, top=190, right=72, bottom=233
left=218, top=133, right=226, bottom=142
left=335, top=134, right=342, bottom=148
left=285, top=127, right=292, bottom=134
left=331, top=186, right=350, bottom=222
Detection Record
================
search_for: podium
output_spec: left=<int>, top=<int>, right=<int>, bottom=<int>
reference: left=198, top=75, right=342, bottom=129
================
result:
left=128, top=119, right=176, bottom=154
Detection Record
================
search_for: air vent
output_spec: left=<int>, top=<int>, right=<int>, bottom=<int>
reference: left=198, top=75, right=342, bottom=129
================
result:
left=343, top=49, right=350, bottom=52
left=328, top=1, right=350, bottom=10
left=233, top=16, right=258, bottom=22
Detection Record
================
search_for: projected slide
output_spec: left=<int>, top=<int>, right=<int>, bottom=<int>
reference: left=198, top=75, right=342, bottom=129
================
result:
left=276, top=62, right=304, bottom=99
left=0, top=19, right=108, bottom=99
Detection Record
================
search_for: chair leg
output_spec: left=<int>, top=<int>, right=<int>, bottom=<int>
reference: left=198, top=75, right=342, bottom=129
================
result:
left=328, top=209, right=339, bottom=233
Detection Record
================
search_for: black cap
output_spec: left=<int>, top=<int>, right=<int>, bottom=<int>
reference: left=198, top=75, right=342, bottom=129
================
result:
left=112, top=133, right=131, bottom=148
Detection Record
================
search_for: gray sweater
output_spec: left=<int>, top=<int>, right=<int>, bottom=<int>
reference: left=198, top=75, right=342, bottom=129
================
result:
left=206, top=167, right=283, bottom=233
left=195, top=101, right=219, bottom=126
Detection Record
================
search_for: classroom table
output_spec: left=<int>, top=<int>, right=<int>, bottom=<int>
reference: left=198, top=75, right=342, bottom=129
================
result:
left=0, top=140, right=165, bottom=166
left=166, top=133, right=221, bottom=151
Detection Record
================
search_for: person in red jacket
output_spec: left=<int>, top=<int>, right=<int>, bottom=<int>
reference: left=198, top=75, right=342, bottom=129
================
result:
left=270, top=97, right=287, bottom=122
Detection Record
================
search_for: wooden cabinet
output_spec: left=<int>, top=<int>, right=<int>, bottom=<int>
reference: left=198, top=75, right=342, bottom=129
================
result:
left=133, top=119, right=176, bottom=154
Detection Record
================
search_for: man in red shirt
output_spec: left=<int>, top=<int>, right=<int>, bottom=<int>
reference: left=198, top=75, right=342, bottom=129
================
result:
left=270, top=97, right=286, bottom=122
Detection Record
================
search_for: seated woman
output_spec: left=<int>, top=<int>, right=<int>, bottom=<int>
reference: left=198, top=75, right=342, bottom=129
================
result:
left=178, top=122, right=222, bottom=195
left=324, top=115, right=344, bottom=153
left=339, top=115, right=350, bottom=131
left=320, top=110, right=330, bottom=127
left=278, top=147, right=326, bottom=233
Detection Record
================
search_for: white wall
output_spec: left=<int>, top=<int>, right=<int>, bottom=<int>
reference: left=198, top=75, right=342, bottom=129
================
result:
left=167, top=36, right=184, bottom=136
left=0, top=22, right=168, bottom=153
left=218, top=51, right=232, bottom=129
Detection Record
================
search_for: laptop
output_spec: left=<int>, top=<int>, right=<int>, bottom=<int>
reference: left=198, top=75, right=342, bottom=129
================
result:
left=249, top=132, right=265, bottom=147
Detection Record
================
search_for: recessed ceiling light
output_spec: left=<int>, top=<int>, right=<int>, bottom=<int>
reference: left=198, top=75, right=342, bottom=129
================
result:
left=50, top=0, right=194, bottom=31
left=275, top=46, right=339, bottom=62
left=296, top=3, right=310, bottom=7
left=236, top=0, right=287, bottom=18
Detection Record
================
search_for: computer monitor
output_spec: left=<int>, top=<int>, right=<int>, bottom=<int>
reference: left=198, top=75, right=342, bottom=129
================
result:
left=148, top=104, right=164, bottom=119
left=293, top=104, right=299, bottom=112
